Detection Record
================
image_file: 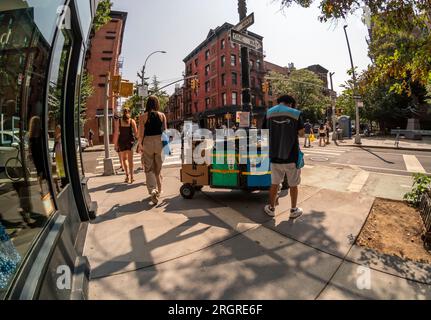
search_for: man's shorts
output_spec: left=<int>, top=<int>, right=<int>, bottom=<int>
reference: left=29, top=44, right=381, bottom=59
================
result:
left=304, top=134, right=310, bottom=139
left=271, top=163, right=301, bottom=187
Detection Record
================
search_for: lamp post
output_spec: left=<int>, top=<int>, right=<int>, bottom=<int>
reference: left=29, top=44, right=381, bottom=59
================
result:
left=238, top=0, right=252, bottom=125
left=343, top=25, right=361, bottom=144
left=137, top=50, right=166, bottom=109
left=329, top=72, right=337, bottom=140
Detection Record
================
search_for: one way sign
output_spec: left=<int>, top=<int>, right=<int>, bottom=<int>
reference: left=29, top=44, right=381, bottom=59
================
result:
left=230, top=29, right=263, bottom=51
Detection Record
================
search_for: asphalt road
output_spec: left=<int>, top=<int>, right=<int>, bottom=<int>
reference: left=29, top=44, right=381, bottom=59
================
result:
left=81, top=142, right=431, bottom=177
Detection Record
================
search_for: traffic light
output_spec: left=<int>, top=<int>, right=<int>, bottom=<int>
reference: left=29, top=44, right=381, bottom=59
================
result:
left=119, top=81, right=134, bottom=97
left=262, top=81, right=269, bottom=94
left=191, top=78, right=199, bottom=90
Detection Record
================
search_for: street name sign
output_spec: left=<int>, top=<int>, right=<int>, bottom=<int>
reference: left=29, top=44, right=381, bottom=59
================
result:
left=230, top=29, right=262, bottom=51
left=233, top=12, right=254, bottom=32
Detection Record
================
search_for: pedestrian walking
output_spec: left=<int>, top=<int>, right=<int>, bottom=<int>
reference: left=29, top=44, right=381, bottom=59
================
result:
left=262, top=95, right=305, bottom=219
left=137, top=96, right=167, bottom=205
left=113, top=108, right=138, bottom=184
left=304, top=119, right=312, bottom=148
left=318, top=123, right=327, bottom=147
left=325, top=120, right=331, bottom=145
left=88, top=128, right=94, bottom=147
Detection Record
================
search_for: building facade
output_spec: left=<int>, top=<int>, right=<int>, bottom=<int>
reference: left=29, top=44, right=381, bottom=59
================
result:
left=0, top=0, right=99, bottom=300
left=183, top=23, right=266, bottom=130
left=166, top=85, right=185, bottom=130
left=84, top=10, right=127, bottom=145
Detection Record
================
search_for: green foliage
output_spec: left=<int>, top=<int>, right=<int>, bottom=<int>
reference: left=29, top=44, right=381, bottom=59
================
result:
left=148, top=75, right=169, bottom=112
left=92, top=0, right=112, bottom=31
left=404, top=173, right=431, bottom=207
left=123, top=94, right=142, bottom=119
left=269, top=69, right=330, bottom=122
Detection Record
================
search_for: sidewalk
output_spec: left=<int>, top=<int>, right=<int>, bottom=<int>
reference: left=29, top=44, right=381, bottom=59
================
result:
left=338, top=136, right=431, bottom=152
left=83, top=166, right=431, bottom=300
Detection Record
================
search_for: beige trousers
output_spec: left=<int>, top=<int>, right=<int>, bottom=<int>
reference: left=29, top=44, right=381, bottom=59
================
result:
left=142, top=135, right=163, bottom=194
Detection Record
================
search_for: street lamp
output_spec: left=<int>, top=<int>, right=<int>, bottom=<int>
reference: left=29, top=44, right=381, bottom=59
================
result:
left=343, top=25, right=361, bottom=145
left=137, top=50, right=167, bottom=105
left=329, top=72, right=337, bottom=140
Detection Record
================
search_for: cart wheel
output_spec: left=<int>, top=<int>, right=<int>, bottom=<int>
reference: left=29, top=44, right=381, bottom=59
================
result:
left=194, top=185, right=203, bottom=191
left=180, top=184, right=195, bottom=199
left=281, top=176, right=289, bottom=191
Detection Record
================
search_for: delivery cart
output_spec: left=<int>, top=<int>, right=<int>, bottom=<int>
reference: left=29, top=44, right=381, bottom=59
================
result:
left=179, top=135, right=288, bottom=199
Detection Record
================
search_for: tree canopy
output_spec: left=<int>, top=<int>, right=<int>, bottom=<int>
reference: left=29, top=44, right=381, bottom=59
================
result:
left=269, top=69, right=330, bottom=122
left=92, top=0, right=112, bottom=31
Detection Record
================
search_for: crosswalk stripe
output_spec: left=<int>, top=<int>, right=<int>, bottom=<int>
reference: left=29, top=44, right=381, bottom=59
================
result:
left=403, top=155, right=426, bottom=173
left=303, top=150, right=342, bottom=156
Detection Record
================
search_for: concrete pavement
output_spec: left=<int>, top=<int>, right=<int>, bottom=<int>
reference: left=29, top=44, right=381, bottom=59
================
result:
left=83, top=165, right=431, bottom=300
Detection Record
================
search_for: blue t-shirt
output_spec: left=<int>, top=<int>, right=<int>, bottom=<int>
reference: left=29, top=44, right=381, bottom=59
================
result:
left=304, top=122, right=312, bottom=134
left=262, top=104, right=304, bottom=164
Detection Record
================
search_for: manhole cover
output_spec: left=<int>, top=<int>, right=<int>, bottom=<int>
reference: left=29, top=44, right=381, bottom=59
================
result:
left=310, top=157, right=329, bottom=162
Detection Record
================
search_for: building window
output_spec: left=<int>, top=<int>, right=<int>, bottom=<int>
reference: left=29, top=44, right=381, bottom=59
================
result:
left=222, top=93, right=227, bottom=106
left=205, top=81, right=210, bottom=92
left=205, top=64, right=210, bottom=76
left=221, top=39, right=225, bottom=49
left=105, top=36, right=116, bottom=40
left=232, top=92, right=238, bottom=105
left=194, top=58, right=198, bottom=67
left=232, top=72, right=238, bottom=85
left=205, top=49, right=210, bottom=60
left=221, top=55, right=225, bottom=67
left=231, top=54, right=236, bottom=67
left=250, top=60, right=254, bottom=69
left=194, top=102, right=198, bottom=113
left=221, top=74, right=226, bottom=86
left=256, top=60, right=261, bottom=70
left=206, top=98, right=210, bottom=109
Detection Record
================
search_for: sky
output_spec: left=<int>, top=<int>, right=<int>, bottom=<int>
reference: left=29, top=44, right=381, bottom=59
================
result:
left=112, top=0, right=371, bottom=95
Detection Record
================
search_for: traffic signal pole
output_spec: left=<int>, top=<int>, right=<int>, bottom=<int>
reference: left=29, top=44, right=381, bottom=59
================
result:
left=103, top=72, right=115, bottom=176
left=238, top=0, right=252, bottom=124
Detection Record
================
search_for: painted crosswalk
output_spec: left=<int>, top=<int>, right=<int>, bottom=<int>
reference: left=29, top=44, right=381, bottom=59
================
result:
left=95, top=147, right=182, bottom=172
left=302, top=145, right=352, bottom=159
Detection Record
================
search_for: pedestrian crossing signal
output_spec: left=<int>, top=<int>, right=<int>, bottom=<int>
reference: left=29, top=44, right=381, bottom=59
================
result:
left=112, top=75, right=121, bottom=94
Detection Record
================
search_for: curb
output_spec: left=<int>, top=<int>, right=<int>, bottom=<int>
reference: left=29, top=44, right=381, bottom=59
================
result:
left=338, top=144, right=431, bottom=153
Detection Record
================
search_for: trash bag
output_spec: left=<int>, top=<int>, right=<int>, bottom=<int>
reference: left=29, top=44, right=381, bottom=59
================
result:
left=0, top=223, right=21, bottom=289
left=310, top=134, right=316, bottom=143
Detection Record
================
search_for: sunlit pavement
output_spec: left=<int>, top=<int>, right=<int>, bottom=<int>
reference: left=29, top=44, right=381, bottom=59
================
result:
left=83, top=165, right=431, bottom=300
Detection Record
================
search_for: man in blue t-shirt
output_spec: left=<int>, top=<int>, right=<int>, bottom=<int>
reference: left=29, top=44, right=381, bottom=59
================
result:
left=262, top=95, right=305, bottom=219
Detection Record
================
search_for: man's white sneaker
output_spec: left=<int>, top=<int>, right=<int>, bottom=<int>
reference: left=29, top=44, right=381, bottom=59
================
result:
left=264, top=205, right=275, bottom=217
left=290, top=208, right=303, bottom=219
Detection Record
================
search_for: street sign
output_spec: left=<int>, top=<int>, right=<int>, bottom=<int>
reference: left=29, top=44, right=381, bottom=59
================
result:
left=120, top=82, right=134, bottom=97
left=138, top=84, right=148, bottom=98
left=233, top=12, right=254, bottom=32
left=112, top=75, right=121, bottom=94
left=230, top=29, right=262, bottom=51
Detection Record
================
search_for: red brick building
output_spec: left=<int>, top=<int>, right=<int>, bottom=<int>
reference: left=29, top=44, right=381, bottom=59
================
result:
left=183, top=23, right=266, bottom=130
left=166, top=85, right=185, bottom=129
left=84, top=11, right=127, bottom=145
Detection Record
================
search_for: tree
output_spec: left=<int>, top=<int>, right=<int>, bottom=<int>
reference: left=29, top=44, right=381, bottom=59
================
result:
left=269, top=69, right=330, bottom=122
left=92, top=0, right=112, bottom=31
left=79, top=72, right=94, bottom=126
left=148, top=76, right=169, bottom=112
left=123, top=94, right=142, bottom=119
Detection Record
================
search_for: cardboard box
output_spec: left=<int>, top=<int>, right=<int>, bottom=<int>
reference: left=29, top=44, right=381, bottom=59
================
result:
left=181, top=164, right=209, bottom=185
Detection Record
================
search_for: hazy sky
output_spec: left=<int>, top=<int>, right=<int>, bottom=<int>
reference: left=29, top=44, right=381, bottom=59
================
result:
left=112, top=0, right=371, bottom=94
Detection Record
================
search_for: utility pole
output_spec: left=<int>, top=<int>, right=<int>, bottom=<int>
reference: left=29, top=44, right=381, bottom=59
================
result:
left=329, top=72, right=337, bottom=140
left=103, top=72, right=115, bottom=176
left=343, top=25, right=361, bottom=145
left=238, top=0, right=252, bottom=126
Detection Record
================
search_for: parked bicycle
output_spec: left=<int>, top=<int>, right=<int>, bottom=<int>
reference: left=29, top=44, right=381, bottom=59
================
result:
left=5, top=143, right=29, bottom=182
